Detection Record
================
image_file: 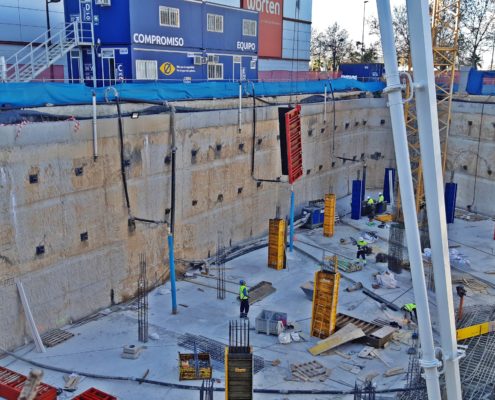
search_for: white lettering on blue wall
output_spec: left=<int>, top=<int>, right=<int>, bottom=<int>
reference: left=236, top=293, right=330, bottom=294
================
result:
left=237, top=41, right=256, bottom=51
left=246, top=0, right=281, bottom=15
left=133, top=33, right=184, bottom=47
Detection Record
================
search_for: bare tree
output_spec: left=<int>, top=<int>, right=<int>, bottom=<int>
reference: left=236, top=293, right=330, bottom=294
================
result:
left=310, top=28, right=327, bottom=71
left=458, top=0, right=495, bottom=67
left=325, top=23, right=352, bottom=71
left=369, top=5, right=410, bottom=66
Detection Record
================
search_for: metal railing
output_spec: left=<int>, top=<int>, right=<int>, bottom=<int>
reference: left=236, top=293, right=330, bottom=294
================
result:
left=3, top=21, right=93, bottom=83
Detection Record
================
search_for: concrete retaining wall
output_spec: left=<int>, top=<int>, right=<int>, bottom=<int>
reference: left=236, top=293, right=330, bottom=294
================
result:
left=0, top=96, right=396, bottom=350
left=447, top=100, right=495, bottom=216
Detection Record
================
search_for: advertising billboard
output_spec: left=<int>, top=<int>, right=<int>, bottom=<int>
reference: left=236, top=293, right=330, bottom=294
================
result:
left=242, top=0, right=283, bottom=58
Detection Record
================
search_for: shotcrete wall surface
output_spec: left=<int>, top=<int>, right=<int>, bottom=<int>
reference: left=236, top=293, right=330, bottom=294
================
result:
left=447, top=100, right=495, bottom=216
left=0, top=96, right=395, bottom=349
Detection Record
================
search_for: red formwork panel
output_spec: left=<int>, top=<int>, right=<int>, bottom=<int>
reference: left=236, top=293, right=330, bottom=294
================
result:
left=72, top=387, right=117, bottom=400
left=284, top=105, right=303, bottom=184
left=0, top=366, right=57, bottom=400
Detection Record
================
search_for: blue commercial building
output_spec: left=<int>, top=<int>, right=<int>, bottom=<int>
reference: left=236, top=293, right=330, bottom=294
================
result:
left=64, top=0, right=259, bottom=84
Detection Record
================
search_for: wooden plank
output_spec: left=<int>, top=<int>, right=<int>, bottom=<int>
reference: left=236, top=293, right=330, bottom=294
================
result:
left=309, top=323, right=365, bottom=356
left=370, top=325, right=397, bottom=339
left=15, top=279, right=46, bottom=353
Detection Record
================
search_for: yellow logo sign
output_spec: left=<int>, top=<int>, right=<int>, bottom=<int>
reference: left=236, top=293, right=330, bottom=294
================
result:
left=160, top=62, right=176, bottom=76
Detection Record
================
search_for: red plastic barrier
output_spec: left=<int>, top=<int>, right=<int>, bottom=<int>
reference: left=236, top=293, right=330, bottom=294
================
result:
left=72, top=387, right=117, bottom=400
left=0, top=366, right=57, bottom=400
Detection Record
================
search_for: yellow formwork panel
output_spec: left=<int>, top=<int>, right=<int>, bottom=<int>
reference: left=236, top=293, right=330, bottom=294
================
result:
left=323, top=194, right=336, bottom=237
left=456, top=321, right=495, bottom=341
left=310, top=265, right=341, bottom=339
left=268, top=219, right=286, bottom=270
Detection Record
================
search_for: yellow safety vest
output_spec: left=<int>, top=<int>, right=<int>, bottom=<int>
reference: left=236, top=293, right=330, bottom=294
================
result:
left=378, top=195, right=384, bottom=203
left=357, top=240, right=368, bottom=248
left=367, top=198, right=374, bottom=205
left=240, top=285, right=248, bottom=300
left=404, top=303, right=416, bottom=312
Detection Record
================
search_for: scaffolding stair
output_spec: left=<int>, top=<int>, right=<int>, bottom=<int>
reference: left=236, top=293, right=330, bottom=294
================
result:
left=2, top=21, right=94, bottom=83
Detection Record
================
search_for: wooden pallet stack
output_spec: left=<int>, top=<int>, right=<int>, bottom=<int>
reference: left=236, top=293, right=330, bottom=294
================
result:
left=268, top=219, right=286, bottom=270
left=310, top=259, right=341, bottom=339
left=323, top=194, right=336, bottom=237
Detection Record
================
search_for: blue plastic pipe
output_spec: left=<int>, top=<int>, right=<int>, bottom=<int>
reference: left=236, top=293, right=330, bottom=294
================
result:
left=168, top=232, right=177, bottom=314
left=289, top=187, right=295, bottom=252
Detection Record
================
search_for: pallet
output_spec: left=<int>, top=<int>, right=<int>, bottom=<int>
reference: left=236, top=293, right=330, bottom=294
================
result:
left=310, top=264, right=341, bottom=339
left=72, top=387, right=117, bottom=400
left=41, top=328, right=74, bottom=348
left=289, top=361, right=329, bottom=382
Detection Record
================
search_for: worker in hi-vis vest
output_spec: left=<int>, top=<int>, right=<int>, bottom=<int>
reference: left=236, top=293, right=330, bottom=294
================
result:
left=356, top=237, right=368, bottom=265
left=366, top=196, right=375, bottom=222
left=402, top=303, right=418, bottom=323
left=239, top=280, right=249, bottom=319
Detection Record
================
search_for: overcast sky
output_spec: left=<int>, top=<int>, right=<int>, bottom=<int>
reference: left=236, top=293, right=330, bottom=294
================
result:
left=312, top=0, right=404, bottom=45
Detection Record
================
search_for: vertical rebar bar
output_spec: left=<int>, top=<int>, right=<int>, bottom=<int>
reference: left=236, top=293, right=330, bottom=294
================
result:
left=138, top=253, right=148, bottom=343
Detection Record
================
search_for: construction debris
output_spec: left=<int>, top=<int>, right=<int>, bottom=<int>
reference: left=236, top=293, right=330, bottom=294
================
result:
left=249, top=281, right=276, bottom=303
left=289, top=361, right=330, bottom=382
left=309, top=323, right=366, bottom=356
left=63, top=373, right=81, bottom=392
left=374, top=271, right=398, bottom=289
left=121, top=345, right=143, bottom=360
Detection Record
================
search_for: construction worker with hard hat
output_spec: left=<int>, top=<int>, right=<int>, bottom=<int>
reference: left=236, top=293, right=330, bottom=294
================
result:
left=356, top=237, right=368, bottom=265
left=366, top=196, right=375, bottom=223
left=239, top=280, right=249, bottom=319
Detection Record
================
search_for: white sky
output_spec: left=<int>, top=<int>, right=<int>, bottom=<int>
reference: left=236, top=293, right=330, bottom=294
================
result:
left=312, top=0, right=405, bottom=44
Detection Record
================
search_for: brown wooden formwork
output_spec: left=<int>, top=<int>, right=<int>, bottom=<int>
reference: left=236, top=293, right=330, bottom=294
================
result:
left=335, top=314, right=395, bottom=348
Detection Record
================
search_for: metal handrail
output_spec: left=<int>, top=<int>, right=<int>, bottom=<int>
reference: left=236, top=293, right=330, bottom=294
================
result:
left=4, top=21, right=93, bottom=82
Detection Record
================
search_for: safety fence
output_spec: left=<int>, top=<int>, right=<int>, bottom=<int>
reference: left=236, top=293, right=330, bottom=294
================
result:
left=0, top=78, right=386, bottom=108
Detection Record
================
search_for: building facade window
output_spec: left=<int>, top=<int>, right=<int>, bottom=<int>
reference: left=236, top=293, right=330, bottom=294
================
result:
left=207, top=14, right=224, bottom=33
left=242, top=19, right=257, bottom=37
left=136, top=60, right=158, bottom=80
left=159, top=6, right=180, bottom=27
left=208, top=63, right=223, bottom=80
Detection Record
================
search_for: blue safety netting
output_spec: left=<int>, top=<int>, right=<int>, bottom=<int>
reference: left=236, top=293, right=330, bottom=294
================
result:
left=0, top=79, right=385, bottom=108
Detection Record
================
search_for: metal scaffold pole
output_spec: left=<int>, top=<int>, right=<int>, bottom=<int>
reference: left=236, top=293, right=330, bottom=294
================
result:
left=375, top=0, right=442, bottom=399
left=289, top=185, right=295, bottom=252
left=406, top=0, right=463, bottom=398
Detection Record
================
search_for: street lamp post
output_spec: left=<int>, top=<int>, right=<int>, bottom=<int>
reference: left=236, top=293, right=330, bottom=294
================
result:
left=362, top=0, right=369, bottom=60
left=45, top=0, right=61, bottom=81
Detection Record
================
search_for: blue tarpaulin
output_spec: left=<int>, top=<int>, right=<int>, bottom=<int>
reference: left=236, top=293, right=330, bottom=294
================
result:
left=466, top=68, right=495, bottom=95
left=0, top=79, right=385, bottom=108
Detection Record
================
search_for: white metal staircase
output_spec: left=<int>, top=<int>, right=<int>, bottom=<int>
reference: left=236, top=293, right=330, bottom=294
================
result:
left=2, top=21, right=94, bottom=83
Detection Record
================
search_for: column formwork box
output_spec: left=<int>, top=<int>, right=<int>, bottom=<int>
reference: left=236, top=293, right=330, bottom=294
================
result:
left=323, top=194, right=336, bottom=237
left=268, top=218, right=286, bottom=270
left=311, top=263, right=341, bottom=339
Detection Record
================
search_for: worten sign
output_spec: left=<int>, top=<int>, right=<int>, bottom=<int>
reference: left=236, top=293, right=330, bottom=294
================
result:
left=242, top=0, right=283, bottom=58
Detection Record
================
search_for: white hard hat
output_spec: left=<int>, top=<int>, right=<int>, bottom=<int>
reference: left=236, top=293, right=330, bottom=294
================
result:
left=359, top=237, right=364, bottom=241
left=379, top=193, right=382, bottom=195
left=367, top=196, right=370, bottom=199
